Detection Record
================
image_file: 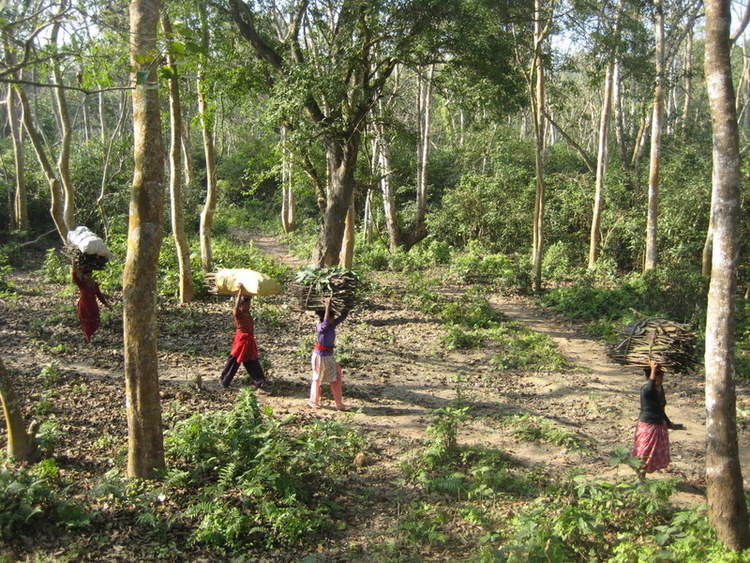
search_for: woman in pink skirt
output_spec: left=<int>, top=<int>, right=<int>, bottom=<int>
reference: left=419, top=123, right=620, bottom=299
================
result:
left=631, top=360, right=683, bottom=479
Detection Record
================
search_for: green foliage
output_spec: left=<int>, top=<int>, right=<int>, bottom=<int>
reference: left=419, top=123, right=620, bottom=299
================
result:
left=448, top=241, right=531, bottom=293
left=501, top=476, right=676, bottom=562
left=42, top=249, right=69, bottom=283
left=0, top=251, right=15, bottom=296
left=166, top=390, right=363, bottom=550
left=0, top=462, right=91, bottom=540
left=441, top=325, right=484, bottom=350
left=540, top=267, right=709, bottom=327
left=509, top=415, right=588, bottom=451
left=490, top=325, right=569, bottom=372
left=40, top=362, right=62, bottom=386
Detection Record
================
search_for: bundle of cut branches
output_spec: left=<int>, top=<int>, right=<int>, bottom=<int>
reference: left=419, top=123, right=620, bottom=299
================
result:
left=63, top=246, right=109, bottom=271
left=290, top=265, right=359, bottom=315
left=608, top=317, right=698, bottom=374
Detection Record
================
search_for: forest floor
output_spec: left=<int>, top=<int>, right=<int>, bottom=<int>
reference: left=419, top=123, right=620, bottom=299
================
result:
left=2, top=233, right=750, bottom=561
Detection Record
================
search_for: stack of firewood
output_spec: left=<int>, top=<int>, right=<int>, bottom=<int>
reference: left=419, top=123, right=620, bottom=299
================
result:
left=63, top=247, right=109, bottom=271
left=290, top=266, right=359, bottom=315
left=608, top=317, right=698, bottom=374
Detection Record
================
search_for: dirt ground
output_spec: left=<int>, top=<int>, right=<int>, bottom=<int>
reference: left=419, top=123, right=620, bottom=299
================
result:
left=2, top=235, right=749, bottom=559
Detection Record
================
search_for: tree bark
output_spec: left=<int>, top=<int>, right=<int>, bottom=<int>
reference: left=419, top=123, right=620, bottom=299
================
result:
left=125, top=0, right=166, bottom=479
left=374, top=110, right=400, bottom=251
left=589, top=58, right=614, bottom=267
left=17, top=86, right=68, bottom=243
left=7, top=85, right=28, bottom=231
left=198, top=1, right=218, bottom=273
left=530, top=0, right=550, bottom=293
left=163, top=13, right=194, bottom=304
left=338, top=204, right=355, bottom=268
left=51, top=20, right=76, bottom=231
left=0, top=358, right=39, bottom=462
left=280, top=125, right=296, bottom=233
left=412, top=63, right=434, bottom=247
left=703, top=0, right=750, bottom=549
left=313, top=137, right=359, bottom=266
left=644, top=0, right=665, bottom=271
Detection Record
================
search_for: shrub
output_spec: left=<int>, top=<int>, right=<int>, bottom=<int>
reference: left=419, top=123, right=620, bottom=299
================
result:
left=165, top=390, right=363, bottom=550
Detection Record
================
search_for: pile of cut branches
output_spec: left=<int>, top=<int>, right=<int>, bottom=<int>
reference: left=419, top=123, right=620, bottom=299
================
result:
left=62, top=247, right=109, bottom=271
left=290, top=266, right=359, bottom=315
left=608, top=317, right=698, bottom=374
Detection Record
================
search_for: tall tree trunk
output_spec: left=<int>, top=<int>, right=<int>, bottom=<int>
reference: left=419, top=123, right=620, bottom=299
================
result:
left=98, top=90, right=107, bottom=144
left=280, top=125, right=296, bottom=233
left=125, top=0, right=166, bottom=479
left=412, top=64, right=434, bottom=247
left=644, top=0, right=665, bottom=271
left=530, top=0, right=549, bottom=293
left=18, top=87, right=68, bottom=243
left=197, top=1, right=217, bottom=273
left=7, top=85, right=28, bottom=231
left=589, top=58, right=615, bottom=267
left=181, top=121, right=194, bottom=188
left=681, top=28, right=694, bottom=132
left=313, top=136, right=359, bottom=266
left=163, top=13, right=194, bottom=304
left=338, top=204, right=355, bottom=268
left=0, top=358, right=39, bottom=462
left=374, top=111, right=399, bottom=251
left=703, top=0, right=750, bottom=549
left=97, top=91, right=129, bottom=239
left=51, top=20, right=76, bottom=231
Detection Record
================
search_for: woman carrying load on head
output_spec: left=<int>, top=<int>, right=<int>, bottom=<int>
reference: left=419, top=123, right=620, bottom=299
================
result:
left=309, top=296, right=348, bottom=410
left=631, top=359, right=684, bottom=479
left=220, top=286, right=266, bottom=389
left=72, top=264, right=111, bottom=343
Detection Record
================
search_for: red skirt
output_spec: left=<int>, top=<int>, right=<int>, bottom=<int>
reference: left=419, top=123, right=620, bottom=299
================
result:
left=77, top=292, right=100, bottom=341
left=230, top=330, right=258, bottom=362
left=631, top=421, right=670, bottom=473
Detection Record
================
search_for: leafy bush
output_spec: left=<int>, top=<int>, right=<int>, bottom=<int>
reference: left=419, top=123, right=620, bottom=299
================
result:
left=165, top=390, right=363, bottom=550
left=0, top=461, right=91, bottom=540
left=43, top=249, right=69, bottom=284
left=501, top=476, right=675, bottom=562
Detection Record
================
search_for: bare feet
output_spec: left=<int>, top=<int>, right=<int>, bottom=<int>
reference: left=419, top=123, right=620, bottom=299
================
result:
left=308, top=401, right=321, bottom=409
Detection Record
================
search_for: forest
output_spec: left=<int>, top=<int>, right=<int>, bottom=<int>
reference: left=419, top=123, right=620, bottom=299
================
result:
left=2, top=0, right=750, bottom=560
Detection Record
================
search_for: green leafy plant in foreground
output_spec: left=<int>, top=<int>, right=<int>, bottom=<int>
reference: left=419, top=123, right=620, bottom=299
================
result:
left=165, top=390, right=363, bottom=551
left=0, top=459, right=91, bottom=540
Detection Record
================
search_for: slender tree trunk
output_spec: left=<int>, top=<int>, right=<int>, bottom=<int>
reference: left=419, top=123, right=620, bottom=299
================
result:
left=197, top=1, right=217, bottom=273
left=7, top=85, right=28, bottom=231
left=644, top=0, right=665, bottom=271
left=704, top=0, right=750, bottom=550
left=97, top=91, right=129, bottom=239
left=338, top=204, right=355, bottom=268
left=124, top=0, right=166, bottom=479
left=99, top=90, right=107, bottom=144
left=589, top=58, right=615, bottom=267
left=530, top=0, right=549, bottom=293
left=280, top=125, right=296, bottom=233
left=412, top=64, right=434, bottom=247
left=0, top=358, right=39, bottom=462
left=681, top=28, right=694, bottom=132
left=181, top=121, right=194, bottom=188
left=51, top=21, right=76, bottom=231
left=163, top=13, right=194, bottom=304
left=374, top=112, right=399, bottom=251
left=18, top=87, right=68, bottom=243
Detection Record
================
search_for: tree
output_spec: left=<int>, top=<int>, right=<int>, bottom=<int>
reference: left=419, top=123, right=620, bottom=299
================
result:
left=124, top=0, right=166, bottom=479
left=703, top=0, right=750, bottom=550
left=0, top=358, right=39, bottom=463
left=643, top=0, right=664, bottom=271
left=163, top=12, right=194, bottom=304
left=197, top=0, right=219, bottom=272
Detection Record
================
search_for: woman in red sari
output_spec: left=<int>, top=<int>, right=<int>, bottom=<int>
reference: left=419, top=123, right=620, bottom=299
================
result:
left=72, top=265, right=111, bottom=343
left=631, top=360, right=684, bottom=479
left=220, top=287, right=266, bottom=389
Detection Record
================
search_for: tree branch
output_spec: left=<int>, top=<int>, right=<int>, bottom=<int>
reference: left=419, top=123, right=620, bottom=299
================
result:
left=543, top=109, right=595, bottom=173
